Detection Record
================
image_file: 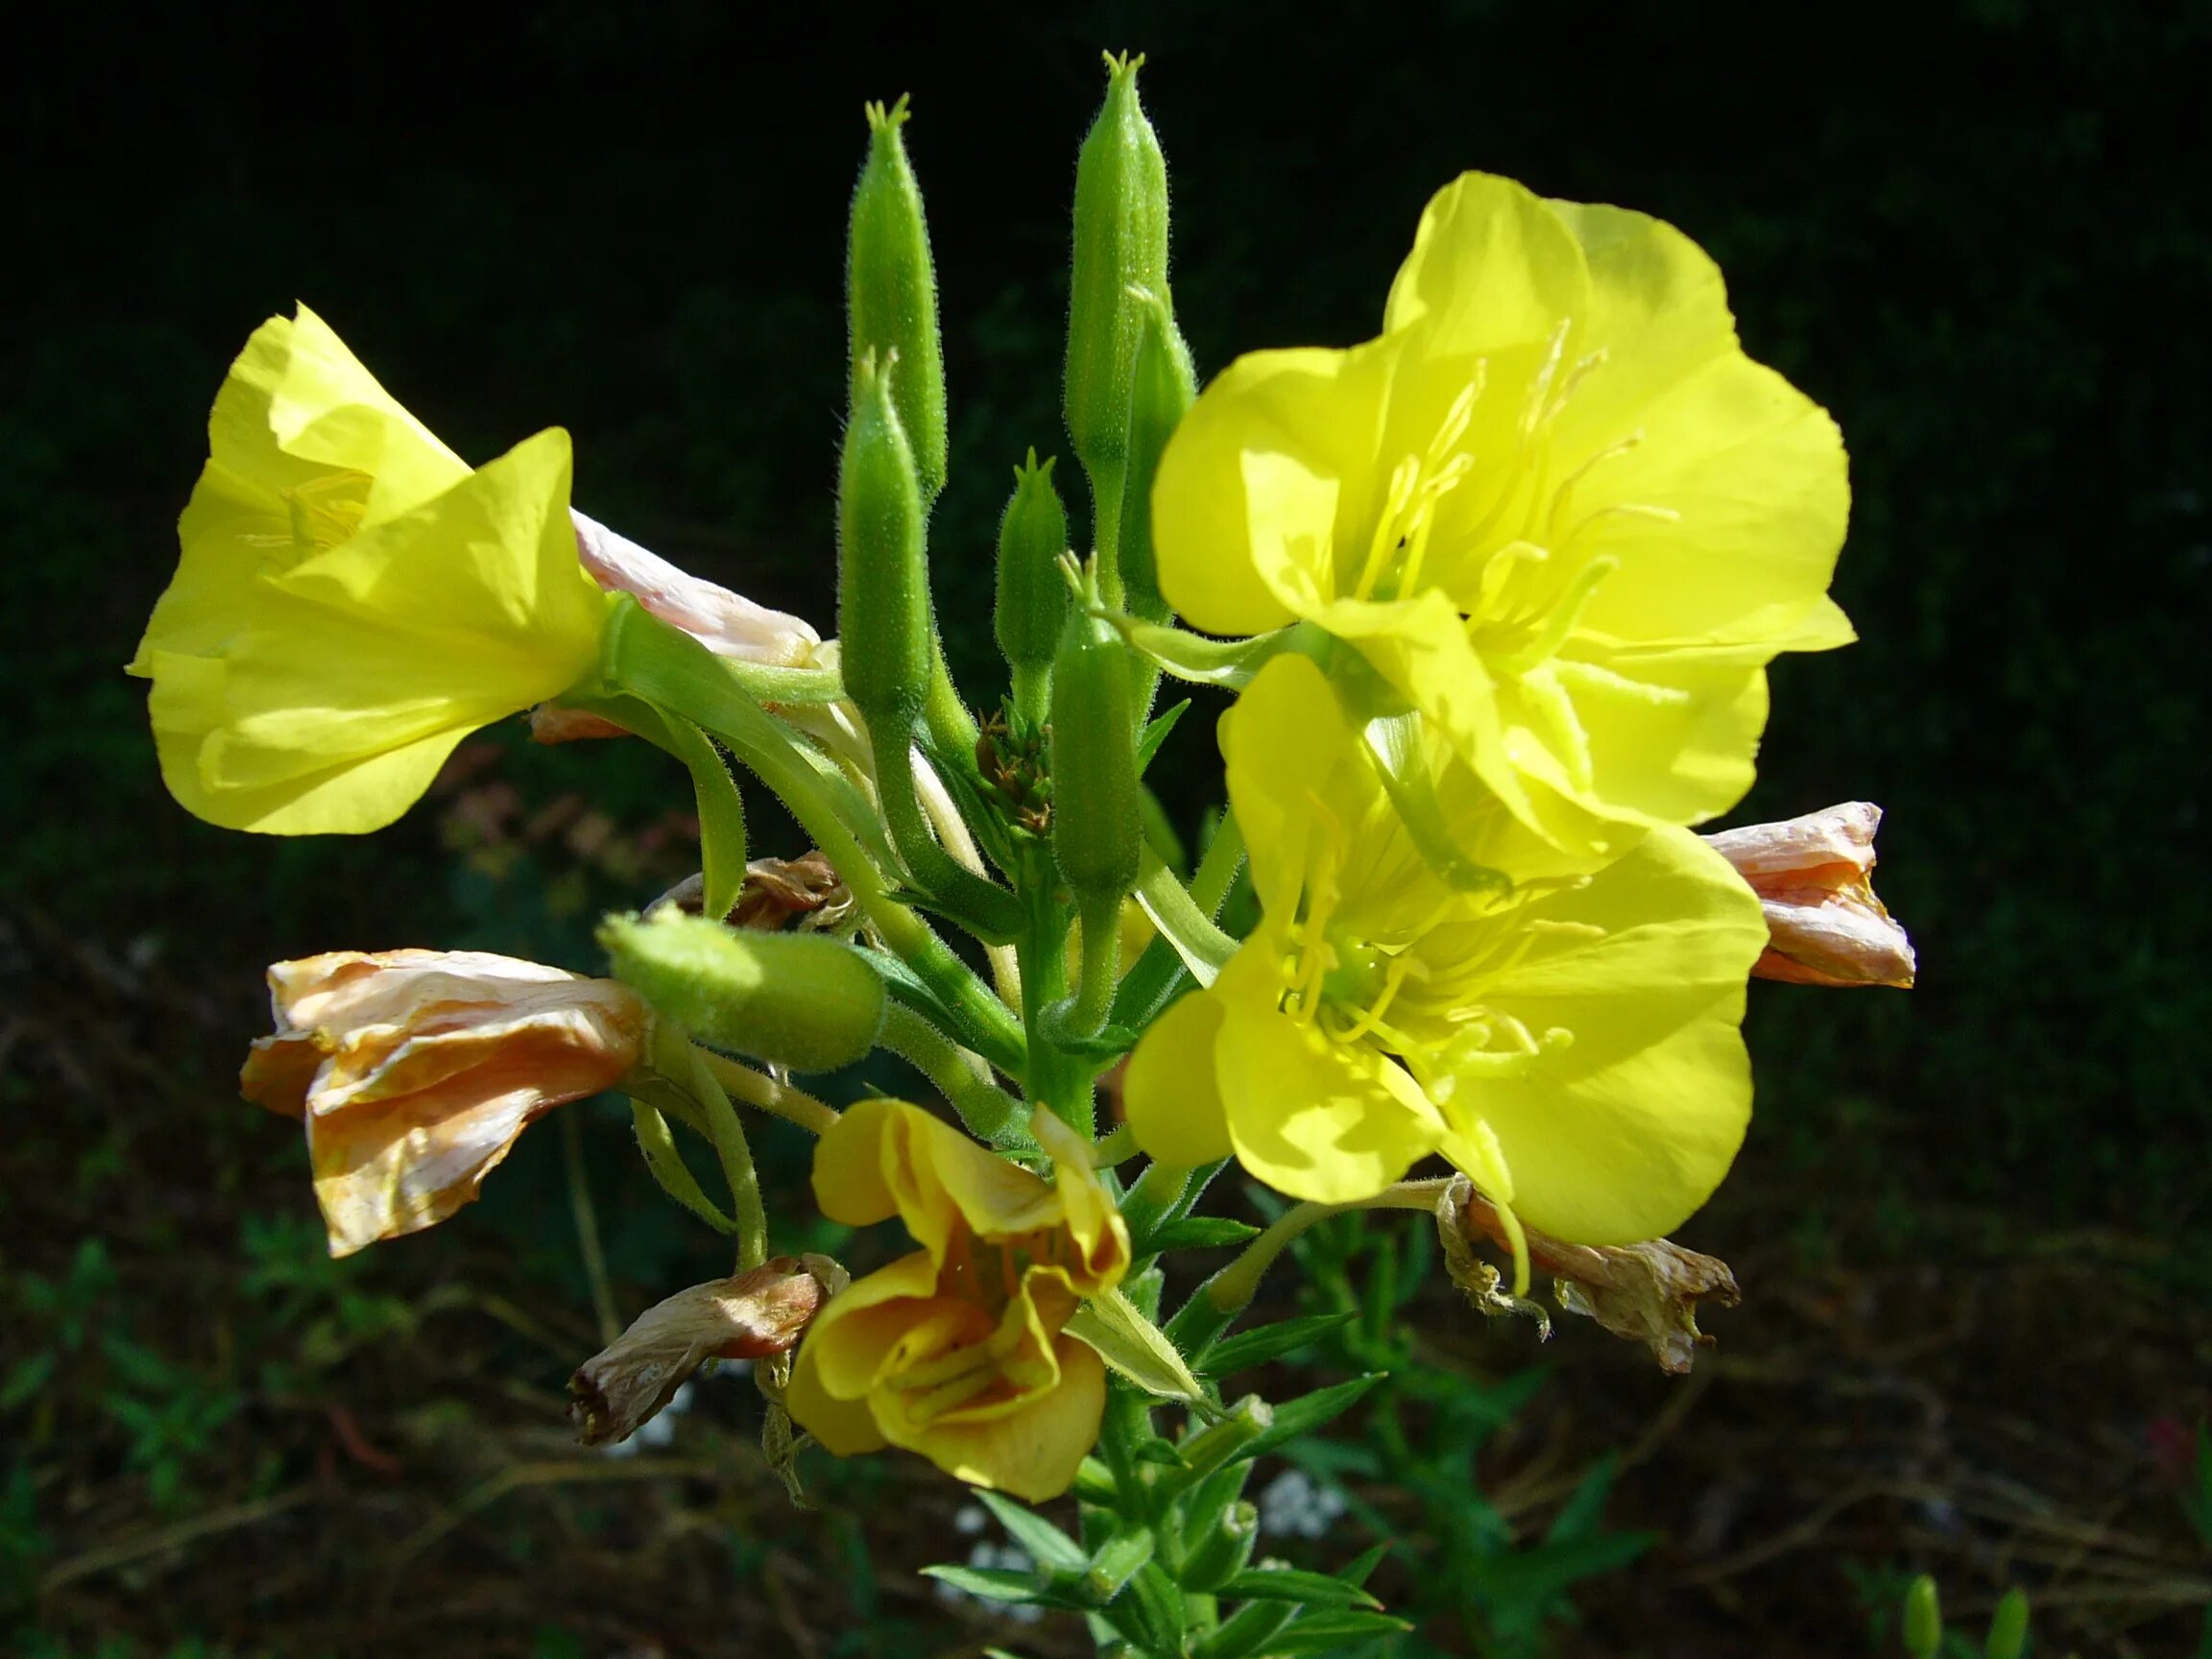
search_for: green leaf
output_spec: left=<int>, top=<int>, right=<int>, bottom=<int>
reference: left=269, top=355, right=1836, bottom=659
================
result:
left=920, top=1564, right=1043, bottom=1603
left=1141, top=1214, right=1261, bottom=1255
left=1084, top=1527, right=1156, bottom=1599
left=1214, top=1566, right=1381, bottom=1609
left=1545, top=1453, right=1621, bottom=1543
left=1066, top=1287, right=1211, bottom=1408
left=1262, top=1610, right=1417, bottom=1652
left=1136, top=699, right=1191, bottom=774
left=1200, top=1313, right=1358, bottom=1377
left=0, top=1351, right=56, bottom=1413
left=975, top=1491, right=1087, bottom=1572
left=1236, top=1375, right=1384, bottom=1463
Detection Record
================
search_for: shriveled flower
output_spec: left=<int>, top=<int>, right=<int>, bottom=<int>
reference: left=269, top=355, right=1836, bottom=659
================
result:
left=785, top=1100, right=1131, bottom=1501
left=1703, top=801, right=1915, bottom=987
left=129, top=305, right=615, bottom=833
left=240, top=950, right=647, bottom=1256
left=572, top=511, right=825, bottom=667
left=1155, top=172, right=1851, bottom=863
left=1123, top=656, right=1768, bottom=1275
left=570, top=1255, right=848, bottom=1448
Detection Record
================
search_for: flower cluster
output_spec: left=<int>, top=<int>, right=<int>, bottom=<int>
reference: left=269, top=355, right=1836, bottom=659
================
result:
left=129, top=54, right=1911, bottom=1647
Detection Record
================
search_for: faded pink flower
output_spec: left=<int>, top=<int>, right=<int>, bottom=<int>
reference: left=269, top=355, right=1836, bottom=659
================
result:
left=572, top=510, right=822, bottom=666
left=1702, top=802, right=1916, bottom=988
left=240, top=950, right=647, bottom=1255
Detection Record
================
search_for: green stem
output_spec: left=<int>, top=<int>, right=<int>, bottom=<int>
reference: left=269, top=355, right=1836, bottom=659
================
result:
left=693, top=1048, right=841, bottom=1137
left=681, top=1046, right=770, bottom=1272
left=1089, top=1122, right=1140, bottom=1168
left=878, top=1002, right=1031, bottom=1147
left=1134, top=853, right=1238, bottom=979
left=870, top=715, right=1024, bottom=943
left=1016, top=853, right=1089, bottom=1135
left=1189, top=811, right=1245, bottom=917
left=1067, top=887, right=1123, bottom=1039
left=722, top=661, right=846, bottom=706
left=627, top=1095, right=735, bottom=1234
left=924, top=636, right=980, bottom=757
left=603, top=602, right=1024, bottom=1075
left=1009, top=661, right=1050, bottom=728
left=562, top=1110, right=620, bottom=1345
left=1205, top=1179, right=1451, bottom=1316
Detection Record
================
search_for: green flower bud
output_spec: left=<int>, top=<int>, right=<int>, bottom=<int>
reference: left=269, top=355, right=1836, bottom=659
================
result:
left=1984, top=1589, right=2029, bottom=1659
left=1049, top=610, right=1142, bottom=903
left=848, top=96, right=948, bottom=503
left=837, top=349, right=932, bottom=728
left=1902, top=1575, right=1942, bottom=1659
left=995, top=448, right=1071, bottom=677
left=600, top=909, right=885, bottom=1073
left=1064, top=52, right=1170, bottom=474
left=1175, top=1499, right=1257, bottom=1592
left=1115, top=291, right=1196, bottom=626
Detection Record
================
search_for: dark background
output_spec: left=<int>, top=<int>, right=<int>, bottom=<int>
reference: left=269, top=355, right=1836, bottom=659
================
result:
left=6, top=3, right=2209, bottom=1656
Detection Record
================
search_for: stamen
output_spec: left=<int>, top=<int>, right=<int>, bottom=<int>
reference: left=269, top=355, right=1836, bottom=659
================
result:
left=902, top=1365, right=1002, bottom=1424
left=1514, top=669, right=1597, bottom=794
left=1331, top=954, right=1414, bottom=1046
left=1351, top=455, right=1423, bottom=601
left=1519, top=320, right=1572, bottom=439
left=1544, top=430, right=1644, bottom=541
left=1491, top=555, right=1619, bottom=676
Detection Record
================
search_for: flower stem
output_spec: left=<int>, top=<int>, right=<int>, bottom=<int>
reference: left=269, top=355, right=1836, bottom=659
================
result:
left=1192, top=1178, right=1455, bottom=1334
left=682, top=1046, right=770, bottom=1272
left=878, top=1002, right=1031, bottom=1147
left=693, top=1048, right=841, bottom=1137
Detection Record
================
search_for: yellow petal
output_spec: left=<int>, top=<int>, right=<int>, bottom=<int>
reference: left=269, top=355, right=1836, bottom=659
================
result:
left=1122, top=987, right=1233, bottom=1169
left=910, top=1334, right=1106, bottom=1502
left=1382, top=173, right=1592, bottom=349
left=785, top=1336, right=891, bottom=1456
left=1214, top=948, right=1439, bottom=1203
left=1452, top=828, right=1766, bottom=1244
left=1218, top=653, right=1362, bottom=914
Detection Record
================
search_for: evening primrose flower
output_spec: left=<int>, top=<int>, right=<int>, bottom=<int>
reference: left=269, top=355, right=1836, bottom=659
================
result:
left=239, top=949, right=648, bottom=1256
left=1154, top=173, right=1852, bottom=862
left=785, top=1099, right=1131, bottom=1501
left=129, top=305, right=614, bottom=833
left=1123, top=656, right=1768, bottom=1268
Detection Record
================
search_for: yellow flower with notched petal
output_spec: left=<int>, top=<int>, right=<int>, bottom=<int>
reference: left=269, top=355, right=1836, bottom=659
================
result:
left=785, top=1099, right=1131, bottom=1501
left=127, top=305, right=614, bottom=833
left=1155, top=173, right=1851, bottom=862
left=1124, top=657, right=1767, bottom=1274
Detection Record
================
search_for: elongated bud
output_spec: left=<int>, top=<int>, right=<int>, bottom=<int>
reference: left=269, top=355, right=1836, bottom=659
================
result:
left=600, top=909, right=885, bottom=1073
left=1176, top=1500, right=1258, bottom=1592
left=849, top=97, right=948, bottom=502
left=1903, top=1575, right=1942, bottom=1659
left=1984, top=1589, right=2029, bottom=1659
left=996, top=449, right=1072, bottom=673
left=1064, top=52, right=1170, bottom=474
left=837, top=349, right=932, bottom=728
left=1050, top=610, right=1143, bottom=902
left=1116, top=291, right=1196, bottom=625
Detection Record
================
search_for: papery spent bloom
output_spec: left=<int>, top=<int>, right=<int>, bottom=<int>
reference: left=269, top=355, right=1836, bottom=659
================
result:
left=785, top=1099, right=1131, bottom=1500
left=1703, top=801, right=1915, bottom=987
left=239, top=950, right=647, bottom=1256
left=130, top=306, right=617, bottom=834
left=570, top=511, right=825, bottom=667
left=1155, top=173, right=1852, bottom=863
left=1123, top=656, right=1768, bottom=1269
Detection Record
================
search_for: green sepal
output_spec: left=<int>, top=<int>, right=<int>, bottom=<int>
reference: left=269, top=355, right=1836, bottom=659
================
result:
left=1214, top=1567, right=1380, bottom=1610
left=563, top=692, right=747, bottom=921
left=1065, top=1286, right=1211, bottom=1409
left=1118, top=616, right=1292, bottom=688
left=1174, top=1499, right=1257, bottom=1592
left=1136, top=698, right=1190, bottom=775
left=1199, top=1313, right=1358, bottom=1378
left=1083, top=1527, right=1157, bottom=1601
left=627, top=1094, right=734, bottom=1235
left=1115, top=289, right=1197, bottom=625
left=1136, top=1214, right=1259, bottom=1257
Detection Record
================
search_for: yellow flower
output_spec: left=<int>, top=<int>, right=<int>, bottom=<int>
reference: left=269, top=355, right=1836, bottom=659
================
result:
left=785, top=1099, right=1131, bottom=1501
left=128, top=305, right=614, bottom=833
left=1154, top=173, right=1852, bottom=862
left=239, top=949, right=648, bottom=1257
left=1123, top=657, right=1767, bottom=1267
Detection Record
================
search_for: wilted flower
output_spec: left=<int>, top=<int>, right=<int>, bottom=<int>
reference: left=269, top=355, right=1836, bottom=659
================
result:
left=571, top=511, right=825, bottom=667
left=570, top=1255, right=848, bottom=1447
left=239, top=950, right=647, bottom=1256
left=785, top=1100, right=1130, bottom=1501
left=129, top=305, right=614, bottom=833
left=1703, top=801, right=1915, bottom=987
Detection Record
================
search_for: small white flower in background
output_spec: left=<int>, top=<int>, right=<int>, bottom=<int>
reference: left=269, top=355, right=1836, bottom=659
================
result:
left=954, top=1503, right=989, bottom=1536
left=1257, top=1467, right=1348, bottom=1540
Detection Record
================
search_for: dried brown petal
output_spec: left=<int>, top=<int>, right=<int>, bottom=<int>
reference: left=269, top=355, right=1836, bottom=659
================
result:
left=568, top=1254, right=849, bottom=1449
left=1454, top=1185, right=1740, bottom=1375
left=1703, top=801, right=1916, bottom=988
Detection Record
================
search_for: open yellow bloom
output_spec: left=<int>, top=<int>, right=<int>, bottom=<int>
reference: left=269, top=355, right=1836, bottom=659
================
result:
left=129, top=305, right=614, bottom=833
left=1155, top=173, right=1851, bottom=862
left=1124, top=657, right=1767, bottom=1262
left=785, top=1100, right=1131, bottom=1500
